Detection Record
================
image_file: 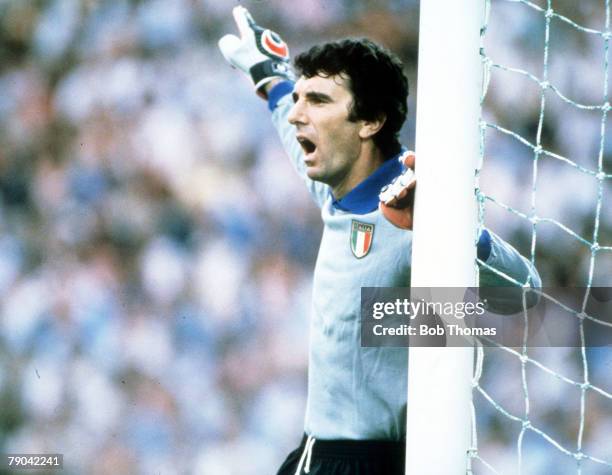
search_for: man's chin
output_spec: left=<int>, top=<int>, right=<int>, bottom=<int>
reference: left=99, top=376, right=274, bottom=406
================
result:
left=306, top=164, right=318, bottom=180
left=305, top=166, right=322, bottom=181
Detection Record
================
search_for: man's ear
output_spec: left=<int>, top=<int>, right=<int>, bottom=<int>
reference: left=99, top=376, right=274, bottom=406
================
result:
left=359, top=114, right=386, bottom=139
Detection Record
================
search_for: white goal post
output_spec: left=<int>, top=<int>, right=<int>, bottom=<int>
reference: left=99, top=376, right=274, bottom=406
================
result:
left=406, top=1, right=485, bottom=474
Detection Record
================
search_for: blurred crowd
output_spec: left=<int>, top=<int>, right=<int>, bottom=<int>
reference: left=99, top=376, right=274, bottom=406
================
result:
left=0, top=0, right=609, bottom=474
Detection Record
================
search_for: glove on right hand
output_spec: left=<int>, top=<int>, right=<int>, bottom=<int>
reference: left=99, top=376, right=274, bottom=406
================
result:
left=218, top=6, right=294, bottom=97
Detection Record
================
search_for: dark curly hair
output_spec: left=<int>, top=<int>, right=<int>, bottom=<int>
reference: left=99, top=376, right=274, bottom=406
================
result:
left=294, top=38, right=409, bottom=159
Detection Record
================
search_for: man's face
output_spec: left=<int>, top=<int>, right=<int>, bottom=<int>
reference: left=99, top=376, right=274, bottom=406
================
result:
left=287, top=73, right=364, bottom=193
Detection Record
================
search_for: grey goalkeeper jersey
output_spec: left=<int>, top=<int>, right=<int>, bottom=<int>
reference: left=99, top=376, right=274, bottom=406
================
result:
left=269, top=84, right=541, bottom=441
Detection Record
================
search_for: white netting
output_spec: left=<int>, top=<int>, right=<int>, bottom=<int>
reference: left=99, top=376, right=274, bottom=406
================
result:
left=472, top=0, right=612, bottom=473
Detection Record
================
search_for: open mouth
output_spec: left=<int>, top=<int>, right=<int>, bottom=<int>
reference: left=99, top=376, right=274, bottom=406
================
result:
left=297, top=136, right=317, bottom=155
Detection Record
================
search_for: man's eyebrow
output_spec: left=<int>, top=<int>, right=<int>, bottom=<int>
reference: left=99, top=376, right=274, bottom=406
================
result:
left=305, top=91, right=332, bottom=103
left=292, top=90, right=333, bottom=103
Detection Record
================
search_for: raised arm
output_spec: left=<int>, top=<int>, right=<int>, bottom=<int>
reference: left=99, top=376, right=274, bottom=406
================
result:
left=218, top=6, right=329, bottom=207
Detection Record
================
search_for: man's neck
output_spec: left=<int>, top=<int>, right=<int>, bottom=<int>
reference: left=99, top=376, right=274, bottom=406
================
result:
left=331, top=144, right=386, bottom=199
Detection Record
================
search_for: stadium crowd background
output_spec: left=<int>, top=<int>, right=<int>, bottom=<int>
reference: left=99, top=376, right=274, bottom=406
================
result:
left=0, top=0, right=609, bottom=473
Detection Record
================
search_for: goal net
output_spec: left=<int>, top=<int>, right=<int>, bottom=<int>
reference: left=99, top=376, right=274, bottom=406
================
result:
left=471, top=0, right=612, bottom=473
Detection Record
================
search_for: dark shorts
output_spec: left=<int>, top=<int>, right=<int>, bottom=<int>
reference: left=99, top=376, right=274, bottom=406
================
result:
left=276, top=434, right=405, bottom=475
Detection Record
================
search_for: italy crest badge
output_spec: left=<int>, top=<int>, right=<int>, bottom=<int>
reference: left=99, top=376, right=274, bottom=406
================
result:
left=350, top=220, right=374, bottom=259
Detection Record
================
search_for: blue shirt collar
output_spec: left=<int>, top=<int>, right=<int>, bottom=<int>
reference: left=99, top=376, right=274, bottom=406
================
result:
left=332, top=149, right=407, bottom=215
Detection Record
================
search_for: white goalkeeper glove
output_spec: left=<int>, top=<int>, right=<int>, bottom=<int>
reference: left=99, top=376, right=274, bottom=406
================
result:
left=379, top=151, right=417, bottom=230
left=218, top=6, right=294, bottom=98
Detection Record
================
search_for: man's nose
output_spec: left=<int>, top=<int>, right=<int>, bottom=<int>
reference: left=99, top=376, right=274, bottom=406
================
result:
left=288, top=101, right=306, bottom=126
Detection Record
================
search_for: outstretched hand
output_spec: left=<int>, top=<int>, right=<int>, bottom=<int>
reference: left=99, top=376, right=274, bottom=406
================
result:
left=218, top=6, right=294, bottom=98
left=379, top=151, right=416, bottom=230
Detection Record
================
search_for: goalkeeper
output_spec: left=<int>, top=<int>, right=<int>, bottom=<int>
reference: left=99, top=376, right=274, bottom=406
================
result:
left=219, top=7, right=541, bottom=474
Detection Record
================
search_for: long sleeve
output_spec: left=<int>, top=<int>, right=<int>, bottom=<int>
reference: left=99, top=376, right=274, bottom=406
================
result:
left=478, top=230, right=541, bottom=314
